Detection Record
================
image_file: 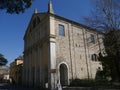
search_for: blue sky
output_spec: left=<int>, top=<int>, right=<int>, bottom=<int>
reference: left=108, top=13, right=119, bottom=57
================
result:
left=0, top=0, right=92, bottom=65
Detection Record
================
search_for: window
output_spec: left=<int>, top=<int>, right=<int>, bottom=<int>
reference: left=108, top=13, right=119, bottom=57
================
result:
left=59, top=24, right=65, bottom=36
left=36, top=17, right=40, bottom=24
left=91, top=54, right=94, bottom=61
left=90, top=34, right=95, bottom=44
left=91, top=54, right=98, bottom=61
left=33, top=17, right=40, bottom=28
left=33, top=18, right=36, bottom=28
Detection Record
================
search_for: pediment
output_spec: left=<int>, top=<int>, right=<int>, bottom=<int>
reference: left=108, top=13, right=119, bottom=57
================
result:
left=24, top=13, right=47, bottom=40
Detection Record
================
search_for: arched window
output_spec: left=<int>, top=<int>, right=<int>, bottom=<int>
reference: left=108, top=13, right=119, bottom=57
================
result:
left=32, top=17, right=40, bottom=28
left=36, top=17, right=40, bottom=24
left=33, top=18, right=36, bottom=28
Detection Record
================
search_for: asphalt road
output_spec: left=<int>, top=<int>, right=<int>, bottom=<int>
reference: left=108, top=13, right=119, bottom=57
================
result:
left=0, top=83, right=119, bottom=90
left=0, top=83, right=26, bottom=90
left=0, top=83, right=43, bottom=90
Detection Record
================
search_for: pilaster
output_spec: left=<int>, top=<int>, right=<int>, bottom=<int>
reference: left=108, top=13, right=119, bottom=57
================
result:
left=48, top=15, right=57, bottom=90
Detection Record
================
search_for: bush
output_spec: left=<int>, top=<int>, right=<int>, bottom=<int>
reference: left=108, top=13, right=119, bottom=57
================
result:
left=70, top=79, right=95, bottom=87
left=95, top=78, right=110, bottom=86
left=70, top=78, right=110, bottom=87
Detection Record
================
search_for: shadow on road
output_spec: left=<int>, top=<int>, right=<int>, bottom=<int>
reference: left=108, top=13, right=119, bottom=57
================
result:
left=0, top=83, right=47, bottom=90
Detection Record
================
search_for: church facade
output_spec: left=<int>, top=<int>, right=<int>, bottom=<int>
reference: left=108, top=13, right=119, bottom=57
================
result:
left=23, top=1, right=104, bottom=90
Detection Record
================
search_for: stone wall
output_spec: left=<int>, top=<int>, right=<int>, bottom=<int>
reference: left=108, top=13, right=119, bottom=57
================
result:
left=54, top=16, right=104, bottom=82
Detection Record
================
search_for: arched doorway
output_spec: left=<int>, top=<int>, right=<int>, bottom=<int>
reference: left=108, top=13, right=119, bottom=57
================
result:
left=59, top=64, right=68, bottom=86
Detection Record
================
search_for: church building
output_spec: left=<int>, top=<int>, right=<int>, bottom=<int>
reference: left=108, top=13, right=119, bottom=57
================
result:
left=23, top=1, right=104, bottom=90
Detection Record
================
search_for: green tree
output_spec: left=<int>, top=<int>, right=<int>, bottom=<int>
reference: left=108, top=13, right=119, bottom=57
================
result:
left=103, top=30, right=120, bottom=81
left=0, top=0, right=33, bottom=14
left=0, top=53, right=8, bottom=65
left=84, top=0, right=120, bottom=81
